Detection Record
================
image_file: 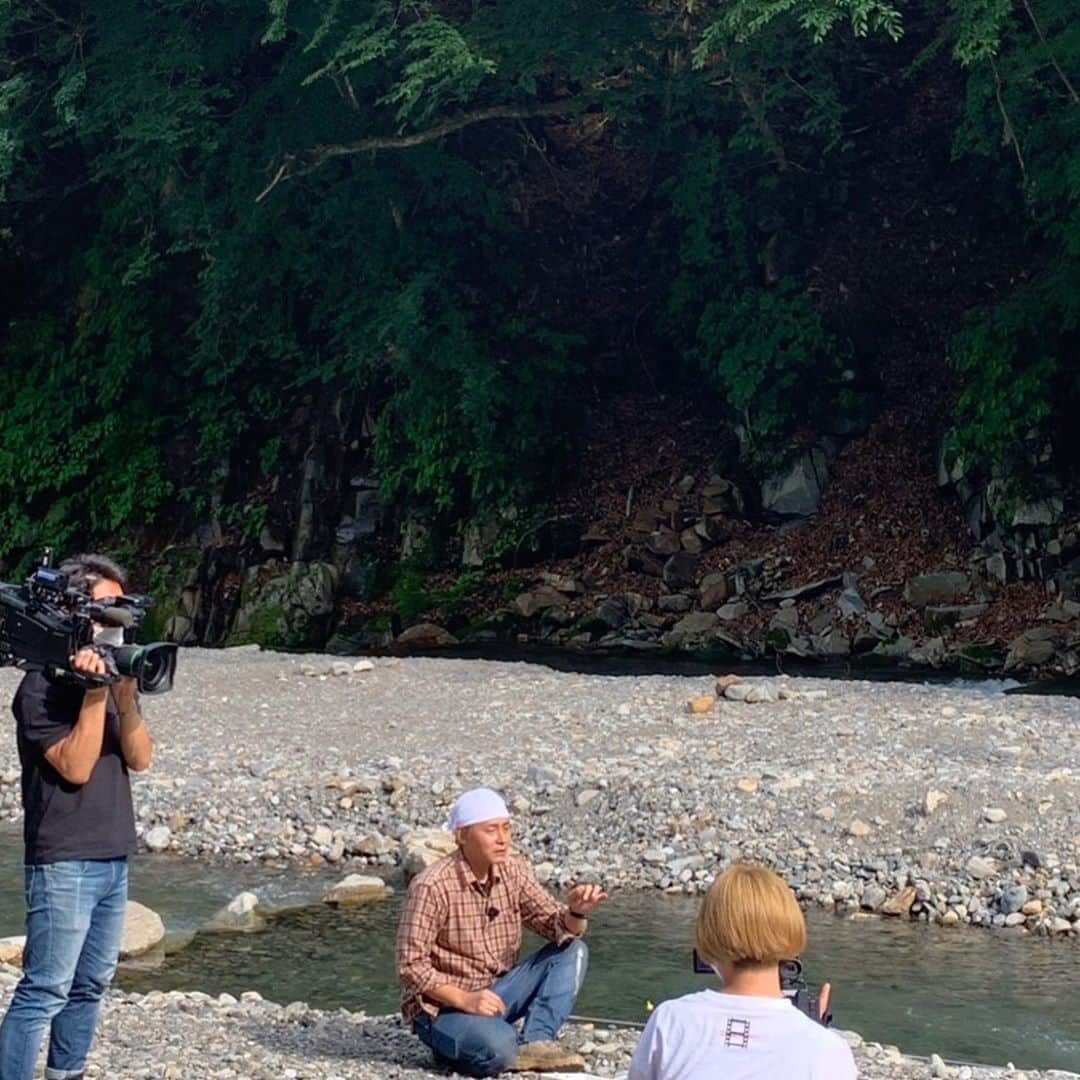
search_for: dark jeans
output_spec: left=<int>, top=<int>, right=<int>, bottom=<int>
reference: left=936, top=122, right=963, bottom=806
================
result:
left=414, top=939, right=588, bottom=1077
left=0, top=858, right=128, bottom=1080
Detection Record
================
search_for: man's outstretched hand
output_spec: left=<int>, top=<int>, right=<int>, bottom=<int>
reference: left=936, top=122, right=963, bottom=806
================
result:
left=567, top=883, right=608, bottom=916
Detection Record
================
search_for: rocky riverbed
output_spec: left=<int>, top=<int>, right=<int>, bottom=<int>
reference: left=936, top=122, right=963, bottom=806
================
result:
left=1, top=649, right=1077, bottom=935
left=0, top=975, right=1073, bottom=1080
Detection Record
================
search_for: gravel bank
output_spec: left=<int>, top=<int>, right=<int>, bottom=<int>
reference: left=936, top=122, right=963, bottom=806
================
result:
left=1, top=649, right=1077, bottom=934
left=0, top=650, right=1077, bottom=1076
left=0, top=974, right=1073, bottom=1080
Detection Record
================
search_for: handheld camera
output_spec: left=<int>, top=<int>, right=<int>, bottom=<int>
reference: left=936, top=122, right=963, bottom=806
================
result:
left=0, top=551, right=178, bottom=694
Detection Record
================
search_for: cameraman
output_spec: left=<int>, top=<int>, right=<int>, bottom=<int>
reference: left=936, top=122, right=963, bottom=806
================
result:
left=0, top=554, right=152, bottom=1080
left=627, top=863, right=856, bottom=1080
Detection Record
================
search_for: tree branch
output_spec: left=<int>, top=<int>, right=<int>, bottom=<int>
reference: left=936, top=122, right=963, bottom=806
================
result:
left=990, top=57, right=1027, bottom=181
left=1021, top=0, right=1079, bottom=105
left=256, top=96, right=591, bottom=202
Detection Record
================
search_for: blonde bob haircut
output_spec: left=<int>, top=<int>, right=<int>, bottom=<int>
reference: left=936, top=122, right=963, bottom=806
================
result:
left=695, top=862, right=807, bottom=970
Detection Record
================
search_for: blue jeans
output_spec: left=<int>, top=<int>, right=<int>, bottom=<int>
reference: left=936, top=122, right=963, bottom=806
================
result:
left=0, top=859, right=128, bottom=1080
left=414, top=939, right=588, bottom=1077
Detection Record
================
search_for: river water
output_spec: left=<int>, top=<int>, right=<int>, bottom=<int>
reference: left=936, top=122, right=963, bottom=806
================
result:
left=0, top=843, right=1076, bottom=1072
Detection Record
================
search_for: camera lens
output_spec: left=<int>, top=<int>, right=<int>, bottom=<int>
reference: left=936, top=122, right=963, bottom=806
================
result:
left=112, top=642, right=178, bottom=694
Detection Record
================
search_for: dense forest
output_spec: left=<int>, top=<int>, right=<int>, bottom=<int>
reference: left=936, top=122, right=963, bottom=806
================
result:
left=1, top=1, right=1077, bottom=667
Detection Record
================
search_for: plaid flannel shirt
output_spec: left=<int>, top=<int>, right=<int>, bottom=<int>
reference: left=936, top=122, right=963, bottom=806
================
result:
left=395, top=850, right=578, bottom=1025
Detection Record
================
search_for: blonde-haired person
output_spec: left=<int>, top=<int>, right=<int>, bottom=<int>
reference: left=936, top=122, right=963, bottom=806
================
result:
left=627, top=863, right=857, bottom=1079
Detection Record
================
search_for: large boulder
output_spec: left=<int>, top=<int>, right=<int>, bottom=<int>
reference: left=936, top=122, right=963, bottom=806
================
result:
left=761, top=448, right=828, bottom=520
left=902, top=572, right=970, bottom=608
left=202, top=891, right=266, bottom=933
left=698, top=572, right=729, bottom=610
left=645, top=528, right=681, bottom=558
left=229, top=560, right=339, bottom=650
left=587, top=594, right=631, bottom=632
left=923, top=603, right=987, bottom=634
left=662, top=611, right=719, bottom=648
left=1004, top=626, right=1060, bottom=672
left=0, top=936, right=25, bottom=965
left=120, top=901, right=166, bottom=959
left=3, top=909, right=164, bottom=967
left=395, top=623, right=459, bottom=649
left=662, top=552, right=698, bottom=590
left=322, top=874, right=389, bottom=907
left=400, top=829, right=457, bottom=881
left=657, top=593, right=692, bottom=615
left=513, top=587, right=567, bottom=619
left=881, top=887, right=917, bottom=918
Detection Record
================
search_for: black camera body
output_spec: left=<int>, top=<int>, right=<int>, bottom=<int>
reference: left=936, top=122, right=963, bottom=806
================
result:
left=692, top=951, right=831, bottom=1027
left=0, top=552, right=178, bottom=695
left=778, top=958, right=830, bottom=1026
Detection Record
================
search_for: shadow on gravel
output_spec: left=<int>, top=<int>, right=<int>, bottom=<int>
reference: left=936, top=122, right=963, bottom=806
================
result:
left=243, top=1015, right=442, bottom=1072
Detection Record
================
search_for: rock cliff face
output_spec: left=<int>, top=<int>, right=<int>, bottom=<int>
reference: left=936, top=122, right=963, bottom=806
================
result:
left=141, top=391, right=1079, bottom=679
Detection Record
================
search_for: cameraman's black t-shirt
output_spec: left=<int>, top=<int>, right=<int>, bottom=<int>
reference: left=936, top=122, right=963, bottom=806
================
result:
left=13, top=671, right=136, bottom=864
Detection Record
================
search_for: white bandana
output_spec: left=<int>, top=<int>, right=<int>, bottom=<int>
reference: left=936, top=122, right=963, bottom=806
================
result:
left=443, top=787, right=510, bottom=831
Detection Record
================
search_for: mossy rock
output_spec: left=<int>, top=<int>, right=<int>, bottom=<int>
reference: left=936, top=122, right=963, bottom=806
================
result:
left=143, top=546, right=203, bottom=643
left=233, top=602, right=288, bottom=648
left=229, top=561, right=339, bottom=650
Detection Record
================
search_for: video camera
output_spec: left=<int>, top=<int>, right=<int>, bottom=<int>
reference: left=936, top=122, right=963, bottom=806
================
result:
left=0, top=550, right=178, bottom=694
left=692, top=951, right=832, bottom=1026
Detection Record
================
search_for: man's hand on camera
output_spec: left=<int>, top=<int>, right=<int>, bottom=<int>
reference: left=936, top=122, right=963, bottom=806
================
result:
left=461, top=989, right=506, bottom=1016
left=70, top=648, right=108, bottom=684
left=818, top=982, right=832, bottom=1021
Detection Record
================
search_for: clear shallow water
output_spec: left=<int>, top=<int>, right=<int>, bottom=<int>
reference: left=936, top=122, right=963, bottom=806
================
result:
left=0, top=834, right=332, bottom=938
left=2, top=837, right=1073, bottom=1072
left=114, top=897, right=1079, bottom=1071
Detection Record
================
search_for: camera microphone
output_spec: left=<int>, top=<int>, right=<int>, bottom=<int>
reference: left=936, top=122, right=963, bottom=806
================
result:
left=90, top=604, right=134, bottom=628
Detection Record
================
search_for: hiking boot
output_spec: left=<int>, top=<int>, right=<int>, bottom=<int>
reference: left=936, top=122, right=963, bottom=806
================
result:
left=507, top=1040, right=586, bottom=1073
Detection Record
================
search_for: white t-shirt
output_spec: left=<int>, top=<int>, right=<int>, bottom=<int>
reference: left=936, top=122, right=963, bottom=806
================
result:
left=627, top=990, right=858, bottom=1080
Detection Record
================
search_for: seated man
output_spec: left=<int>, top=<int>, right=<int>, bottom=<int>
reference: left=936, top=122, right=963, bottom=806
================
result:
left=396, top=787, right=607, bottom=1076
left=627, top=862, right=856, bottom=1079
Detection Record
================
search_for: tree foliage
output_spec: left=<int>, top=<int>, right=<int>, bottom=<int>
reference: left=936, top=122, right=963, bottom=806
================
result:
left=945, top=0, right=1079, bottom=477
left=0, top=0, right=1074, bottom=564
